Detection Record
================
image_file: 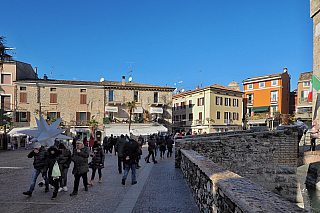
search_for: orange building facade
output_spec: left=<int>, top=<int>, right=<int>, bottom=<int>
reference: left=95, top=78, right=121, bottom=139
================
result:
left=242, top=68, right=290, bottom=128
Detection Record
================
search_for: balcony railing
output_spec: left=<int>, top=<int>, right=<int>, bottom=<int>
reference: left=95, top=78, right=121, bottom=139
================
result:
left=247, top=112, right=280, bottom=120
left=70, top=120, right=90, bottom=126
left=224, top=119, right=233, bottom=124
left=195, top=120, right=203, bottom=125
left=299, top=97, right=311, bottom=104
left=270, top=97, right=278, bottom=103
left=247, top=100, right=253, bottom=105
left=296, top=111, right=312, bottom=119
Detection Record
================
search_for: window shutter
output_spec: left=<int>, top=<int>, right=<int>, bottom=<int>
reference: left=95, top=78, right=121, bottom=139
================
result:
left=47, top=112, right=50, bottom=120
left=57, top=112, right=60, bottom=118
left=76, top=112, right=80, bottom=121
left=27, top=112, right=30, bottom=122
left=197, top=98, right=199, bottom=106
left=16, top=112, right=20, bottom=122
left=86, top=112, right=91, bottom=122
left=20, top=93, right=27, bottom=103
left=80, top=94, right=87, bottom=104
left=50, top=93, right=57, bottom=103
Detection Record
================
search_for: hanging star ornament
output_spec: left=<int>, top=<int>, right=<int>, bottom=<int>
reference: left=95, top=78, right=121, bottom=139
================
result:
left=19, top=115, right=72, bottom=147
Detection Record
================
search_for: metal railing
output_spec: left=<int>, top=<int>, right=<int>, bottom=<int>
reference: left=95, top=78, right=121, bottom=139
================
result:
left=224, top=119, right=233, bottom=124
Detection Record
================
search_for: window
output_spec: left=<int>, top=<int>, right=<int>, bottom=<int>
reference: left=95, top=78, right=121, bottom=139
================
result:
left=259, top=82, right=265, bottom=88
left=199, top=112, right=203, bottom=120
left=247, top=94, right=253, bottom=105
left=233, top=112, right=239, bottom=120
left=175, top=103, right=179, bottom=110
left=301, top=90, right=309, bottom=98
left=134, top=91, right=139, bottom=102
left=20, top=87, right=26, bottom=90
left=224, top=112, right=230, bottom=120
left=216, top=96, right=223, bottom=105
left=80, top=89, right=86, bottom=93
left=154, top=92, right=158, bottom=103
left=1, top=74, right=11, bottom=84
left=271, top=91, right=278, bottom=102
left=1, top=95, right=10, bottom=110
left=217, top=111, right=221, bottom=120
left=20, top=92, right=27, bottom=103
left=271, top=80, right=278, bottom=86
left=80, top=94, right=87, bottom=104
left=50, top=88, right=56, bottom=92
left=16, top=111, right=30, bottom=122
left=225, top=97, right=231, bottom=106
left=198, top=97, right=204, bottom=106
left=189, top=100, right=192, bottom=108
left=76, top=112, right=90, bottom=124
left=303, top=82, right=311, bottom=87
left=50, top=93, right=57, bottom=104
left=247, top=84, right=253, bottom=89
left=47, top=112, right=60, bottom=120
left=188, top=113, right=193, bottom=121
left=233, top=98, right=239, bottom=107
left=109, top=90, right=114, bottom=102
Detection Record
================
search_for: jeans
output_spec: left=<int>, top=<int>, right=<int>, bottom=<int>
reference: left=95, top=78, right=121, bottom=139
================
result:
left=60, top=168, right=69, bottom=187
left=122, top=164, right=136, bottom=184
left=118, top=156, right=125, bottom=173
left=29, top=168, right=48, bottom=192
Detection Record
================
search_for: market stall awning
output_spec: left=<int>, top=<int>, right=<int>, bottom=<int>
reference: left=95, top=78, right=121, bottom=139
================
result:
left=252, top=106, right=269, bottom=112
left=134, top=107, right=143, bottom=114
left=70, top=128, right=90, bottom=133
left=105, top=106, right=118, bottom=112
left=8, top=127, right=37, bottom=136
left=105, top=124, right=167, bottom=136
left=150, top=107, right=163, bottom=114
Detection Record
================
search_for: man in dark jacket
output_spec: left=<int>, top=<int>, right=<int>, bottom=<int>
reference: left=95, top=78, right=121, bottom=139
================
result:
left=166, top=135, right=174, bottom=157
left=57, top=143, right=71, bottom=192
left=121, top=139, right=139, bottom=185
left=146, top=136, right=157, bottom=164
left=23, top=142, right=49, bottom=196
left=115, top=134, right=127, bottom=174
left=70, top=139, right=90, bottom=196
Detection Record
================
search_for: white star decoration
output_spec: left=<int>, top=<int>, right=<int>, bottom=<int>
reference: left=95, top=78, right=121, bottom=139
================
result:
left=19, top=115, right=72, bottom=147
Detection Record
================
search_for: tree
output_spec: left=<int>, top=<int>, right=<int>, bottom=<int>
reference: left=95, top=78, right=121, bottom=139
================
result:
left=0, top=36, right=12, bottom=70
left=126, top=101, right=137, bottom=133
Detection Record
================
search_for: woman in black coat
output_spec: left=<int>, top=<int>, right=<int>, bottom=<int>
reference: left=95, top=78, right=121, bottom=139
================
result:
left=44, top=146, right=61, bottom=200
left=88, top=143, right=105, bottom=185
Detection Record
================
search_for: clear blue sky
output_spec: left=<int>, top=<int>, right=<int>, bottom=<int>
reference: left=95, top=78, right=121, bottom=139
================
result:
left=2, top=0, right=313, bottom=92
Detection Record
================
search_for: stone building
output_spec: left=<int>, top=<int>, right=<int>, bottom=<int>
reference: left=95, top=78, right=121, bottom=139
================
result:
left=14, top=76, right=175, bottom=141
left=172, top=84, right=243, bottom=134
left=296, top=71, right=313, bottom=126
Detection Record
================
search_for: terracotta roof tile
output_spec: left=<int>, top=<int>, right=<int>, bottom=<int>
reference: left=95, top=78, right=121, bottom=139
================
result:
left=298, top=71, right=313, bottom=82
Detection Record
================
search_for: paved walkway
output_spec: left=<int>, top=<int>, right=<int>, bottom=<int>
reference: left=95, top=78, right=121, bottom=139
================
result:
left=0, top=146, right=200, bottom=213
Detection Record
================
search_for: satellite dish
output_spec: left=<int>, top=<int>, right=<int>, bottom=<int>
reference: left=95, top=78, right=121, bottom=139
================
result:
left=181, top=89, right=185, bottom=92
left=129, top=77, right=132, bottom=82
left=100, top=78, right=104, bottom=82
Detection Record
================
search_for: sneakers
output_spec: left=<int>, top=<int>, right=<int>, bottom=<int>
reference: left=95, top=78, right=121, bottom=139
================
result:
left=63, top=186, right=68, bottom=192
left=99, top=178, right=102, bottom=183
left=88, top=180, right=93, bottom=185
left=132, top=181, right=137, bottom=185
left=70, top=191, right=77, bottom=196
left=23, top=191, right=32, bottom=196
left=122, top=178, right=126, bottom=185
left=58, top=187, right=63, bottom=192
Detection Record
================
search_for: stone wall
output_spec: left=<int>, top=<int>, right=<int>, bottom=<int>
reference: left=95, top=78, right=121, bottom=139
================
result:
left=175, top=127, right=304, bottom=205
left=180, top=149, right=307, bottom=212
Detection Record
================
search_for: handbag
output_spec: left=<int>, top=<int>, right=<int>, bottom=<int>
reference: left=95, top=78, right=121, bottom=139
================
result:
left=88, top=161, right=94, bottom=168
left=52, top=161, right=61, bottom=177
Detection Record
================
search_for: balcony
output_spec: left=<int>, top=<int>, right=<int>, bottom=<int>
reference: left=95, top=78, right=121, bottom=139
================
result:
left=71, top=120, right=90, bottom=126
left=195, top=120, right=203, bottom=125
left=270, top=97, right=278, bottom=103
left=224, top=119, right=233, bottom=124
left=247, top=112, right=280, bottom=120
left=173, top=121, right=187, bottom=127
left=247, top=100, right=253, bottom=105
left=299, top=97, right=311, bottom=104
left=296, top=111, right=312, bottom=119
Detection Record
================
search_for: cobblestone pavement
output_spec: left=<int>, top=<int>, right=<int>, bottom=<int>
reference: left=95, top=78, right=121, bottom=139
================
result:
left=0, top=146, right=200, bottom=213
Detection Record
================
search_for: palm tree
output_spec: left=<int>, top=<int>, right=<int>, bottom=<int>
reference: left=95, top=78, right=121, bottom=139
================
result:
left=126, top=101, right=137, bottom=133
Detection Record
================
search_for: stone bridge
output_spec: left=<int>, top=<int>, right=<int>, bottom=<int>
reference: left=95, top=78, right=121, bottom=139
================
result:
left=298, top=150, right=320, bottom=167
left=175, top=126, right=310, bottom=212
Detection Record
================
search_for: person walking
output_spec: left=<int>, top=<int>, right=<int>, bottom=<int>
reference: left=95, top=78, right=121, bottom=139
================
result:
left=107, top=134, right=114, bottom=156
left=70, top=139, right=90, bottom=196
left=88, top=143, right=105, bottom=185
left=72, top=135, right=79, bottom=150
left=146, top=135, right=157, bottom=164
left=309, top=120, right=319, bottom=151
left=57, top=143, right=71, bottom=192
left=88, top=136, right=94, bottom=151
left=103, top=136, right=108, bottom=153
left=137, top=138, right=143, bottom=168
left=44, top=145, right=61, bottom=200
left=295, top=118, right=308, bottom=144
left=115, top=134, right=126, bottom=174
left=122, top=138, right=140, bottom=185
left=23, top=142, right=49, bottom=196
left=166, top=134, right=174, bottom=157
left=159, top=135, right=166, bottom=158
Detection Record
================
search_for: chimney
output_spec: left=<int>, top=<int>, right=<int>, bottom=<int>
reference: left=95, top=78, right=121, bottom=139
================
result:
left=196, top=85, right=199, bottom=89
left=122, top=76, right=125, bottom=86
left=35, top=67, right=37, bottom=74
left=44, top=74, right=48, bottom=80
left=283, top=67, right=287, bottom=72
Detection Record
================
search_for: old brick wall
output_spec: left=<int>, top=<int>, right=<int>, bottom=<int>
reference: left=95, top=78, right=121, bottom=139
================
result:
left=180, top=149, right=307, bottom=212
left=175, top=127, right=304, bottom=204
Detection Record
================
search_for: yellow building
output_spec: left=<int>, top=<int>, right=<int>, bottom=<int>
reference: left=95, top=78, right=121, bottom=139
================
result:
left=172, top=84, right=243, bottom=134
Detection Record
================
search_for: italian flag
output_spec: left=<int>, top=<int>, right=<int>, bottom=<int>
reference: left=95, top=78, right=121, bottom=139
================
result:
left=307, top=74, right=320, bottom=102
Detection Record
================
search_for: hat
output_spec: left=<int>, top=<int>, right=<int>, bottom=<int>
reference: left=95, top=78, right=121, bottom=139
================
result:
left=58, top=143, right=65, bottom=149
left=93, top=143, right=99, bottom=149
left=33, top=142, right=41, bottom=149
left=76, top=139, right=83, bottom=144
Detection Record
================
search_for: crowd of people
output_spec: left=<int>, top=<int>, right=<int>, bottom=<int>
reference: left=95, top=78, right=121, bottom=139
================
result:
left=22, top=133, right=175, bottom=200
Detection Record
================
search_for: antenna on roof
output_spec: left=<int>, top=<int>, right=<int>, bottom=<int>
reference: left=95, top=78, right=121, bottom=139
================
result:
left=47, top=62, right=57, bottom=79
left=125, top=62, right=135, bottom=79
left=199, top=70, right=202, bottom=88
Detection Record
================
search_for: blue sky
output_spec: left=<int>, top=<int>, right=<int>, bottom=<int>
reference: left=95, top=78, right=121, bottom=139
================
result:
left=2, top=0, right=313, bottom=92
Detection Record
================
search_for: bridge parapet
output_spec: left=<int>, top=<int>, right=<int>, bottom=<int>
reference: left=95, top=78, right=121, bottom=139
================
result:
left=298, top=151, right=320, bottom=166
left=175, top=126, right=304, bottom=205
